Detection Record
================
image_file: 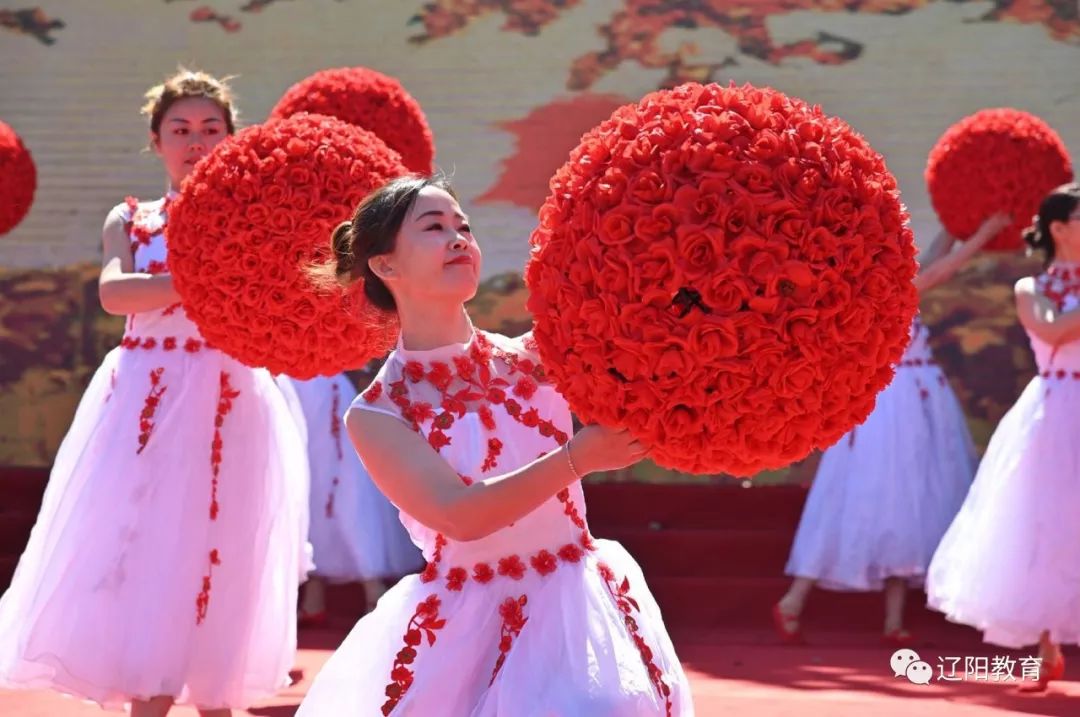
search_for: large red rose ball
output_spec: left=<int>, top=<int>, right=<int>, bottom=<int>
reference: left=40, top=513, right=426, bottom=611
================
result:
left=926, top=109, right=1072, bottom=251
left=0, top=120, right=37, bottom=236
left=270, top=67, right=435, bottom=174
left=167, top=113, right=405, bottom=379
left=526, top=82, right=919, bottom=476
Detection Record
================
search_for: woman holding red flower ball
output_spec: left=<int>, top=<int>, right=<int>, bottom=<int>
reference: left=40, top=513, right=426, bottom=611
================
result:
left=297, top=175, right=691, bottom=716
left=929, top=184, right=1080, bottom=693
left=0, top=70, right=309, bottom=717
left=775, top=212, right=1010, bottom=647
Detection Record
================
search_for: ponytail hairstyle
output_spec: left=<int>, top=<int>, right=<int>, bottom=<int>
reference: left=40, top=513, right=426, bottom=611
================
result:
left=1023, top=183, right=1080, bottom=267
left=308, top=174, right=457, bottom=311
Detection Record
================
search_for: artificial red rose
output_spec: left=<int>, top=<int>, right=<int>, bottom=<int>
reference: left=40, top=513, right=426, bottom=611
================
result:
left=269, top=67, right=434, bottom=173
left=676, top=225, right=722, bottom=274
left=0, top=120, right=38, bottom=236
left=262, top=184, right=288, bottom=206
left=598, top=208, right=639, bottom=246
left=687, top=319, right=738, bottom=359
left=168, top=114, right=405, bottom=378
left=244, top=203, right=272, bottom=226
left=526, top=82, right=917, bottom=475
left=926, top=108, right=1072, bottom=251
left=629, top=170, right=668, bottom=205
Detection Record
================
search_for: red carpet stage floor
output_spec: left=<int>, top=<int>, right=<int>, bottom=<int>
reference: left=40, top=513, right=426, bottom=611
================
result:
left=2, top=624, right=1076, bottom=716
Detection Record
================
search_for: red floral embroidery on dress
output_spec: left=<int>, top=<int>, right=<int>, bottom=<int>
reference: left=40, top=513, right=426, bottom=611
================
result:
left=372, top=333, right=598, bottom=592
left=473, top=562, right=495, bottom=583
left=489, top=595, right=528, bottom=685
left=146, top=260, right=168, bottom=275
left=558, top=543, right=584, bottom=563
left=325, top=382, right=344, bottom=518
left=598, top=563, right=673, bottom=717
left=530, top=549, right=558, bottom=576
left=136, top=368, right=167, bottom=454
left=161, top=302, right=183, bottom=316
left=104, top=368, right=118, bottom=404
left=445, top=566, right=468, bottom=591
left=498, top=554, right=527, bottom=580
left=915, top=377, right=930, bottom=402
left=420, top=532, right=449, bottom=583
left=1041, top=369, right=1080, bottom=380
left=325, top=477, right=340, bottom=518
left=557, top=488, right=587, bottom=530
left=123, top=196, right=139, bottom=230
left=209, top=371, right=240, bottom=521
left=478, top=403, right=496, bottom=430
left=120, top=336, right=205, bottom=352
left=363, top=380, right=384, bottom=402
left=481, top=437, right=503, bottom=472
left=195, top=548, right=221, bottom=625
left=127, top=195, right=172, bottom=257
left=195, top=374, right=239, bottom=625
left=382, top=595, right=446, bottom=716
left=1040, top=266, right=1080, bottom=310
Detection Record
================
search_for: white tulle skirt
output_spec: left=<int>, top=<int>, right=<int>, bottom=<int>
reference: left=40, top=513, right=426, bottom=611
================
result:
left=297, top=540, right=692, bottom=716
left=0, top=345, right=309, bottom=709
left=927, top=375, right=1080, bottom=648
left=786, top=365, right=977, bottom=591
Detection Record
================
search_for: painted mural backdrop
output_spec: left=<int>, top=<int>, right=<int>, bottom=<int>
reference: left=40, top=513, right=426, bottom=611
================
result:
left=1, top=1, right=1077, bottom=479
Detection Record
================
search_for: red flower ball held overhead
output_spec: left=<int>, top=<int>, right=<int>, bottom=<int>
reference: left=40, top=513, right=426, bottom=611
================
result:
left=0, top=120, right=37, bottom=236
left=926, top=108, right=1072, bottom=251
left=270, top=67, right=435, bottom=174
left=167, top=113, right=406, bottom=379
left=526, top=82, right=919, bottom=476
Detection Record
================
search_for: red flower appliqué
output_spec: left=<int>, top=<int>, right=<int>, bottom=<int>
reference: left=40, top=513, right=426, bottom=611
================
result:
left=490, top=594, right=529, bottom=685
left=136, top=367, right=167, bottom=454
left=195, top=548, right=222, bottom=625
left=209, top=372, right=240, bottom=520
left=598, top=563, right=673, bottom=716
left=382, top=594, right=446, bottom=715
left=481, top=437, right=503, bottom=472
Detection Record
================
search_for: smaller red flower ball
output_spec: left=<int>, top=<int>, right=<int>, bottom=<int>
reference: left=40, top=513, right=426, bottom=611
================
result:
left=526, top=82, right=919, bottom=476
left=270, top=67, right=435, bottom=174
left=926, top=109, right=1072, bottom=251
left=167, top=113, right=406, bottom=379
left=0, top=120, right=37, bottom=236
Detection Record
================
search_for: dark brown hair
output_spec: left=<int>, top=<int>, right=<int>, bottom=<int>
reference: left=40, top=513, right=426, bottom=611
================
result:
left=1024, top=183, right=1080, bottom=266
left=310, top=174, right=457, bottom=311
left=142, top=68, right=238, bottom=137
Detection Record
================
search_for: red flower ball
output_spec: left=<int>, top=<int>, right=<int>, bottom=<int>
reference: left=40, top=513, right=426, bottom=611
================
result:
left=270, top=67, right=435, bottom=174
left=526, top=82, right=919, bottom=476
left=167, top=113, right=406, bottom=379
left=926, top=109, right=1072, bottom=251
left=0, top=120, right=37, bottom=236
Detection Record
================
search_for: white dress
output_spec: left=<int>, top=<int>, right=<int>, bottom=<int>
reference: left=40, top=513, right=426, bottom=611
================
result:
left=277, top=373, right=422, bottom=582
left=297, top=328, right=692, bottom=716
left=0, top=194, right=309, bottom=709
left=927, top=264, right=1080, bottom=648
left=785, top=317, right=977, bottom=591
